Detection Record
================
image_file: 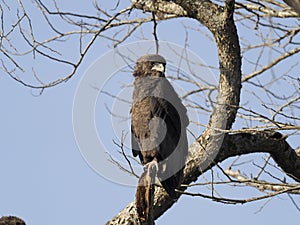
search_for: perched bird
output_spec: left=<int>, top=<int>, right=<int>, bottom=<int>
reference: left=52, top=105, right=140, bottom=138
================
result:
left=131, top=54, right=189, bottom=222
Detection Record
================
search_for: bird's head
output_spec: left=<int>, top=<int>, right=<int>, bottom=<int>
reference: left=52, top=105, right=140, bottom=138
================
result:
left=151, top=62, right=165, bottom=73
left=133, top=54, right=166, bottom=77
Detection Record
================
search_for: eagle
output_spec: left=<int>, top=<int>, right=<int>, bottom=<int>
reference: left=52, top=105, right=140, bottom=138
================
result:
left=131, top=54, right=189, bottom=222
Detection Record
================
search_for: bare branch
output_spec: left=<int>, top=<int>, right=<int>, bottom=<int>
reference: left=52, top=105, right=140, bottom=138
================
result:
left=236, top=2, right=299, bottom=18
left=107, top=130, right=300, bottom=224
left=243, top=46, right=300, bottom=82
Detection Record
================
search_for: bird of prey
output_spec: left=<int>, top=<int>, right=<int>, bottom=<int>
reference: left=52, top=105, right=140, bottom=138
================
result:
left=131, top=54, right=189, bottom=222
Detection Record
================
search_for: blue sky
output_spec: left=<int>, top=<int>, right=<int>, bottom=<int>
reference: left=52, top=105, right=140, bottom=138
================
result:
left=1, top=1, right=299, bottom=225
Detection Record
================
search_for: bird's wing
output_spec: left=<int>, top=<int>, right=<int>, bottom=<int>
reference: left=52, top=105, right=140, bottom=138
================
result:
left=131, top=124, right=140, bottom=158
left=154, top=80, right=189, bottom=197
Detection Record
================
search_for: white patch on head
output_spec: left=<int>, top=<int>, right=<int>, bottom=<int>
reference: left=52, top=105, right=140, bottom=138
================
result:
left=151, top=63, right=165, bottom=72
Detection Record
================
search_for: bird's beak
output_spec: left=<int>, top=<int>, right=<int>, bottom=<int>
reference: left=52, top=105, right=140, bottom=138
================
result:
left=151, top=63, right=165, bottom=72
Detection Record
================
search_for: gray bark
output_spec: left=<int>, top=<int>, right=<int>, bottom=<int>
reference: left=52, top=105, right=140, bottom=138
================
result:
left=106, top=130, right=300, bottom=225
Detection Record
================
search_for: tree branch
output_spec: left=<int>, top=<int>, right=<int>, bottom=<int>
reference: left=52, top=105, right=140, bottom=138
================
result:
left=106, top=130, right=300, bottom=224
left=224, top=169, right=300, bottom=194
left=242, top=46, right=300, bottom=82
left=218, top=131, right=300, bottom=181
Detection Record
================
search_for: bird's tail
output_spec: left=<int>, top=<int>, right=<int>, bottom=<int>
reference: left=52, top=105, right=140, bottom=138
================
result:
left=136, top=162, right=157, bottom=224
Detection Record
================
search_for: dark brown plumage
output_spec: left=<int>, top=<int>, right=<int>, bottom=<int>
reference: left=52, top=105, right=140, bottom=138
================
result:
left=131, top=54, right=188, bottom=222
